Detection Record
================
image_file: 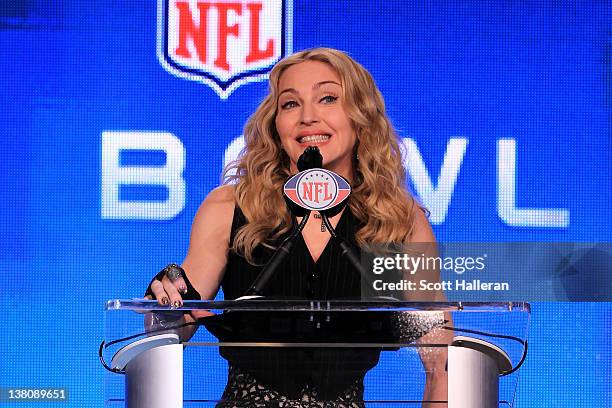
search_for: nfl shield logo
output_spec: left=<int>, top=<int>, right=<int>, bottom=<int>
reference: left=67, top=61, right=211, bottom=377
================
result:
left=157, top=0, right=293, bottom=99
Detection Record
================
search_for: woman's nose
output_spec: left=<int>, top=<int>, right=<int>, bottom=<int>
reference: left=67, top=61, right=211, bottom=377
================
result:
left=300, top=102, right=319, bottom=125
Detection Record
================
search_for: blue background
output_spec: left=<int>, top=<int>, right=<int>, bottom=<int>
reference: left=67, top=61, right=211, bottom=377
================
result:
left=0, top=1, right=610, bottom=406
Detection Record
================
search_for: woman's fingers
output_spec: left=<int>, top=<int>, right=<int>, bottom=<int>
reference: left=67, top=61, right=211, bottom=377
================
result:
left=147, top=270, right=188, bottom=308
left=161, top=276, right=184, bottom=308
left=150, top=279, right=169, bottom=305
left=168, top=274, right=189, bottom=296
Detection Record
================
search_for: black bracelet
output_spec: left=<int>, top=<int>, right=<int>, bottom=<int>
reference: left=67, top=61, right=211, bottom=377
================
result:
left=144, top=264, right=202, bottom=300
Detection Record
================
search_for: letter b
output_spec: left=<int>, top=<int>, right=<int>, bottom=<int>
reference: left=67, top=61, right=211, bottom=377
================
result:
left=101, top=131, right=186, bottom=219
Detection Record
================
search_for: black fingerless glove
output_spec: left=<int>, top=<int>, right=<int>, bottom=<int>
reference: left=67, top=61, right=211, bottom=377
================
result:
left=144, top=264, right=202, bottom=300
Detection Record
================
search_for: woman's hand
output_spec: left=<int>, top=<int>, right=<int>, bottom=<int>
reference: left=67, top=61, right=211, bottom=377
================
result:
left=143, top=265, right=213, bottom=342
left=144, top=265, right=214, bottom=320
left=145, top=264, right=190, bottom=308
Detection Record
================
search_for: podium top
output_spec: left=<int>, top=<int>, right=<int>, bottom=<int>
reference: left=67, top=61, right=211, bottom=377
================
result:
left=103, top=299, right=530, bottom=406
left=105, top=299, right=530, bottom=313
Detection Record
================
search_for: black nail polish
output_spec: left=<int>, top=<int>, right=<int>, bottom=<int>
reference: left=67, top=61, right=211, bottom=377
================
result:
left=161, top=297, right=169, bottom=305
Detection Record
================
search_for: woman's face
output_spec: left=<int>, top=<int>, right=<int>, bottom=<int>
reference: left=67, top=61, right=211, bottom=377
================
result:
left=275, top=60, right=357, bottom=179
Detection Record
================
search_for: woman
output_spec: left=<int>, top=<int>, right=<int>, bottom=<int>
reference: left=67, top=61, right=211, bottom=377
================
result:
left=146, top=48, right=450, bottom=407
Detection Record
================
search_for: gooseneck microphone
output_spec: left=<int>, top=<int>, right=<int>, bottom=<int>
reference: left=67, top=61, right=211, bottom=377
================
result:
left=297, top=146, right=323, bottom=170
left=243, top=212, right=310, bottom=297
left=319, top=213, right=373, bottom=287
left=296, top=147, right=374, bottom=288
left=243, top=147, right=323, bottom=297
left=244, top=146, right=378, bottom=297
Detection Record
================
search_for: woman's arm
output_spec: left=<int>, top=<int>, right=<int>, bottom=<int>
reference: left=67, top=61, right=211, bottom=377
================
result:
left=146, top=185, right=236, bottom=339
left=407, top=207, right=453, bottom=407
left=181, top=185, right=236, bottom=301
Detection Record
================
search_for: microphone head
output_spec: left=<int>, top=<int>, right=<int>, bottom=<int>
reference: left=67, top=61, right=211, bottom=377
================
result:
left=297, top=146, right=323, bottom=171
left=286, top=146, right=349, bottom=217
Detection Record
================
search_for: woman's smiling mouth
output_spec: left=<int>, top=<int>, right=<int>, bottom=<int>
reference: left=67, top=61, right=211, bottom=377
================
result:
left=297, top=134, right=331, bottom=144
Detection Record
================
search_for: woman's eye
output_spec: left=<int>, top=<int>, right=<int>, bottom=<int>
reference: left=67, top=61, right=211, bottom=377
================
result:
left=320, top=95, right=338, bottom=104
left=281, top=100, right=298, bottom=109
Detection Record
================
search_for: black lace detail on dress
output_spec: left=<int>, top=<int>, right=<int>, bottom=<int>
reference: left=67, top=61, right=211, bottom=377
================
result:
left=216, top=365, right=365, bottom=408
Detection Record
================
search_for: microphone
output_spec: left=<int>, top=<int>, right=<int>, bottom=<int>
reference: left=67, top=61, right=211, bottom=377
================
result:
left=282, top=146, right=324, bottom=217
left=318, top=212, right=375, bottom=289
left=297, top=146, right=323, bottom=171
left=243, top=147, right=321, bottom=297
left=284, top=146, right=351, bottom=217
left=244, top=146, right=378, bottom=298
left=284, top=147, right=377, bottom=292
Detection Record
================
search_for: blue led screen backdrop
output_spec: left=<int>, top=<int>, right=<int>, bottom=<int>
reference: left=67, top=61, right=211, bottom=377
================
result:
left=0, top=1, right=610, bottom=406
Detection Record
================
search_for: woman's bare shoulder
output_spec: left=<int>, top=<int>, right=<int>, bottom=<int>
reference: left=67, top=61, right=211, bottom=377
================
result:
left=409, top=204, right=436, bottom=243
left=197, top=185, right=235, bottom=216
left=204, top=184, right=236, bottom=204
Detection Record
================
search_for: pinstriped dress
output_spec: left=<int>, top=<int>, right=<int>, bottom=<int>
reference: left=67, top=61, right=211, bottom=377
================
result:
left=216, top=204, right=373, bottom=407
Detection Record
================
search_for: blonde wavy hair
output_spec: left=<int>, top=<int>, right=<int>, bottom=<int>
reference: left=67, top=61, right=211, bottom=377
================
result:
left=224, top=48, right=418, bottom=263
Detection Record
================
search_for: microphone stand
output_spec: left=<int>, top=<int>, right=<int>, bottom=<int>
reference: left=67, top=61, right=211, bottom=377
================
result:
left=319, top=213, right=378, bottom=291
left=242, top=146, right=322, bottom=298
left=243, top=211, right=311, bottom=297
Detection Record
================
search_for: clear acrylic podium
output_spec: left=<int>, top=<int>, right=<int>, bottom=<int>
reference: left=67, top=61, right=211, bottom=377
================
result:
left=103, top=300, right=530, bottom=407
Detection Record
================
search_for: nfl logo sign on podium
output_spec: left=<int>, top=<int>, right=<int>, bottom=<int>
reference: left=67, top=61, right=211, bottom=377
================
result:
left=158, top=0, right=293, bottom=98
left=284, top=169, right=351, bottom=211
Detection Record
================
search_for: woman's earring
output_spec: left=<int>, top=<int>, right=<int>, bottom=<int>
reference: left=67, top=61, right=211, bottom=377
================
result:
left=353, top=137, right=360, bottom=163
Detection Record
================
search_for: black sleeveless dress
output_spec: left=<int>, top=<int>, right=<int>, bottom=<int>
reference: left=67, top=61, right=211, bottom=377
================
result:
left=221, top=205, right=365, bottom=300
left=216, top=205, right=373, bottom=407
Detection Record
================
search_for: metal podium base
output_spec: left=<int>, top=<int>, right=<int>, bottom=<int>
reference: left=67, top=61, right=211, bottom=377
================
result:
left=110, top=333, right=513, bottom=408
left=111, top=334, right=183, bottom=408
left=448, top=336, right=513, bottom=408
